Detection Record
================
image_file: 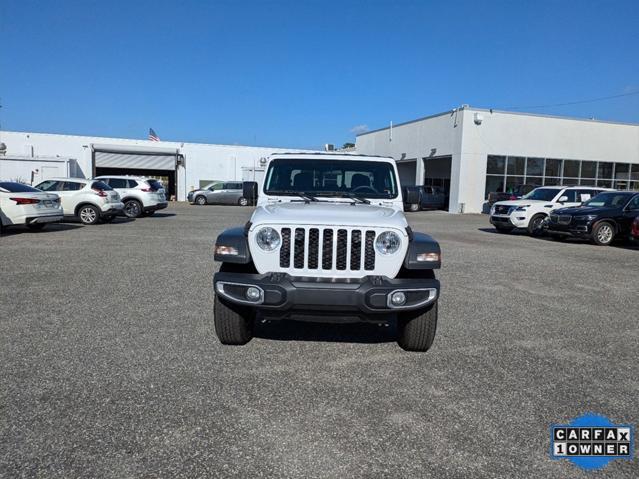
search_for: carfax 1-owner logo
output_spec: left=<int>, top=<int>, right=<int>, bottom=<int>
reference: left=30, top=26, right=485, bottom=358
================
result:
left=550, top=413, right=634, bottom=470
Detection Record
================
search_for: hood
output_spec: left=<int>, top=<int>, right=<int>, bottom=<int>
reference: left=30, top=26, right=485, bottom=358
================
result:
left=493, top=199, right=547, bottom=207
left=250, top=201, right=408, bottom=231
left=552, top=205, right=618, bottom=215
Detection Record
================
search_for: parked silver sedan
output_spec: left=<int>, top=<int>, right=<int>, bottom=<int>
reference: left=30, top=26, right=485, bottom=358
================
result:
left=187, top=181, right=249, bottom=206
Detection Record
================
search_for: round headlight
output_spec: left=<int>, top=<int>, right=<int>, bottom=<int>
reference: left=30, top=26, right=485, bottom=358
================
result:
left=255, top=227, right=281, bottom=251
left=375, top=231, right=401, bottom=255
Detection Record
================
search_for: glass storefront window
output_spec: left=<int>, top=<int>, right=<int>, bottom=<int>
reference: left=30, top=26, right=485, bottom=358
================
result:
left=581, top=161, right=597, bottom=178
left=507, top=157, right=525, bottom=175
left=579, top=179, right=595, bottom=186
left=614, top=163, right=630, bottom=179
left=544, top=177, right=560, bottom=186
left=563, top=160, right=580, bottom=178
left=505, top=176, right=525, bottom=191
left=485, top=175, right=505, bottom=198
left=545, top=159, right=562, bottom=177
left=598, top=162, right=613, bottom=179
left=597, top=179, right=613, bottom=188
left=563, top=178, right=579, bottom=185
left=487, top=156, right=506, bottom=174
left=525, top=176, right=543, bottom=187
left=526, top=158, right=544, bottom=176
left=614, top=180, right=629, bottom=190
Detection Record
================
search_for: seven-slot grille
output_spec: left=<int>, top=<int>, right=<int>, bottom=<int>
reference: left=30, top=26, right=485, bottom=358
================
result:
left=279, top=227, right=376, bottom=271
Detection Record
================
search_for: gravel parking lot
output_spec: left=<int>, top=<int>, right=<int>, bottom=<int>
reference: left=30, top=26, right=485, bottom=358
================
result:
left=1, top=203, right=637, bottom=478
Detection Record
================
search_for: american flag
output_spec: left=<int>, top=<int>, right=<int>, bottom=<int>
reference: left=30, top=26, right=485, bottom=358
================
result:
left=148, top=128, right=160, bottom=141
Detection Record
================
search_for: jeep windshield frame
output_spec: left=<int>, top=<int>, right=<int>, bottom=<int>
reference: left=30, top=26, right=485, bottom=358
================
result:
left=263, top=158, right=399, bottom=200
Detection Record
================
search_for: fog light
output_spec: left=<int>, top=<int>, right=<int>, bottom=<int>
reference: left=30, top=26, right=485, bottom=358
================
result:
left=246, top=287, right=261, bottom=301
left=390, top=291, right=406, bottom=306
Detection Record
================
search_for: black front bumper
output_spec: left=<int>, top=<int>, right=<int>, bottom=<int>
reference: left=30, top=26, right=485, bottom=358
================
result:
left=546, top=223, right=592, bottom=238
left=213, top=272, right=440, bottom=321
left=145, top=202, right=168, bottom=212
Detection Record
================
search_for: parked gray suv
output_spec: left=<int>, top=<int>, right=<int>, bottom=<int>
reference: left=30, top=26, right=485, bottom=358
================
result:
left=188, top=181, right=249, bottom=206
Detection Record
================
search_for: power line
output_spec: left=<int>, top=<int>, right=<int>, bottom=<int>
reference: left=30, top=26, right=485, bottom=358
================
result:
left=502, top=89, right=639, bottom=111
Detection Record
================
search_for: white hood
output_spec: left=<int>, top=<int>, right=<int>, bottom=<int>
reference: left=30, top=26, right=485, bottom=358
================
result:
left=494, top=199, right=548, bottom=207
left=250, top=201, right=408, bottom=232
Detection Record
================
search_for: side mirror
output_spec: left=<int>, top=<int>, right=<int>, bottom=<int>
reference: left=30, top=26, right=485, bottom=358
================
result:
left=558, top=195, right=568, bottom=203
left=403, top=187, right=420, bottom=204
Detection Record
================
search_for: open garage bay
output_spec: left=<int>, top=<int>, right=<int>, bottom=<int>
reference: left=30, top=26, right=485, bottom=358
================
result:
left=1, top=204, right=637, bottom=478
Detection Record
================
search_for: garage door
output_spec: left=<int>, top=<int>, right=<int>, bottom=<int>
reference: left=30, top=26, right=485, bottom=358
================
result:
left=94, top=151, right=176, bottom=170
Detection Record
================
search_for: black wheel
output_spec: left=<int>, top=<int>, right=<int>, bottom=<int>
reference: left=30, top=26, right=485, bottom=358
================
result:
left=101, top=215, right=115, bottom=223
left=591, top=221, right=615, bottom=246
left=26, top=223, right=47, bottom=231
left=238, top=197, right=249, bottom=206
left=397, top=302, right=438, bottom=352
left=528, top=214, right=546, bottom=236
left=408, top=203, right=420, bottom=212
left=78, top=205, right=100, bottom=225
left=123, top=200, right=143, bottom=218
left=195, top=195, right=207, bottom=206
left=495, top=225, right=513, bottom=233
left=214, top=296, right=254, bottom=345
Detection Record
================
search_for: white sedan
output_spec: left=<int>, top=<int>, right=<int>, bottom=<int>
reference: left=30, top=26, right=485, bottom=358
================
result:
left=0, top=181, right=63, bottom=232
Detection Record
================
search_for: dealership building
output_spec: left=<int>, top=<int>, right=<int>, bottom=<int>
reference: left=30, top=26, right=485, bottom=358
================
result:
left=0, top=130, right=311, bottom=201
left=2, top=106, right=639, bottom=212
left=356, top=106, right=639, bottom=213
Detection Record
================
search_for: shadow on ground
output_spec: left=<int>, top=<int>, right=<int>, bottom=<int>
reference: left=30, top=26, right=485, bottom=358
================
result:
left=254, top=319, right=397, bottom=344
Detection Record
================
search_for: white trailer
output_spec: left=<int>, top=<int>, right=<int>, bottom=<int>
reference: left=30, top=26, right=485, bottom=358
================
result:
left=0, top=156, right=80, bottom=185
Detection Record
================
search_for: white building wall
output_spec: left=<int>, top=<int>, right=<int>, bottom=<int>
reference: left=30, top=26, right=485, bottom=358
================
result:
left=356, top=108, right=639, bottom=214
left=0, top=131, right=312, bottom=200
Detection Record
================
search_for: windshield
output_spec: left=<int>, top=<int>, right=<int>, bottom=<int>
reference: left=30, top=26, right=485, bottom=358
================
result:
left=522, top=188, right=559, bottom=202
left=584, top=192, right=632, bottom=208
left=0, top=182, right=41, bottom=193
left=263, top=158, right=398, bottom=199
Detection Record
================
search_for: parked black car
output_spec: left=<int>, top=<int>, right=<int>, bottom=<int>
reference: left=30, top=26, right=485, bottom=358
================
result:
left=403, top=186, right=448, bottom=211
left=545, top=191, right=639, bottom=246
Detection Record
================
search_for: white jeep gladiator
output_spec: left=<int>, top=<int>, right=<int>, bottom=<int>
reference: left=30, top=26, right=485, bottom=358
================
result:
left=212, top=153, right=442, bottom=352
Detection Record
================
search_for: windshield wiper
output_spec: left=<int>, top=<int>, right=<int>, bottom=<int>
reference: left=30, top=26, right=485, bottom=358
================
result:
left=273, top=190, right=319, bottom=202
left=340, top=192, right=371, bottom=204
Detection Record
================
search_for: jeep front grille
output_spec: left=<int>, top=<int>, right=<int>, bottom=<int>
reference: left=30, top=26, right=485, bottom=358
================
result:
left=278, top=227, right=376, bottom=271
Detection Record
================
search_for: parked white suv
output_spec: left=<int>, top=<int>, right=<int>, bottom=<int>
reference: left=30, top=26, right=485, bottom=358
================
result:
left=0, top=181, right=63, bottom=232
left=94, top=176, right=167, bottom=218
left=490, top=186, right=611, bottom=235
left=35, top=178, right=124, bottom=225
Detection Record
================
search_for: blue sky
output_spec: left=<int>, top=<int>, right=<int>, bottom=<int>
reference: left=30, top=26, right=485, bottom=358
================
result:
left=1, top=0, right=638, bottom=149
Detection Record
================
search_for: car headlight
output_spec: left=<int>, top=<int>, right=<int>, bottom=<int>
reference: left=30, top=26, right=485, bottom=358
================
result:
left=577, top=215, right=598, bottom=221
left=255, top=227, right=281, bottom=251
left=375, top=231, right=401, bottom=255
left=490, top=206, right=496, bottom=215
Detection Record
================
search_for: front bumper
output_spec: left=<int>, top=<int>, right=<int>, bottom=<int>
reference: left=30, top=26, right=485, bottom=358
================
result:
left=213, top=272, right=440, bottom=321
left=490, top=213, right=529, bottom=228
left=145, top=202, right=168, bottom=212
left=545, top=222, right=592, bottom=238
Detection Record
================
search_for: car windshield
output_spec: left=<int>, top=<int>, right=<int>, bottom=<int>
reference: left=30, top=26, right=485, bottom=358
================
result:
left=263, top=158, right=398, bottom=199
left=521, top=188, right=559, bottom=201
left=584, top=192, right=633, bottom=208
left=0, top=182, right=41, bottom=193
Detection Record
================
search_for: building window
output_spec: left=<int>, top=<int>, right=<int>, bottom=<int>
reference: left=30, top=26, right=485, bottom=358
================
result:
left=485, top=155, right=636, bottom=199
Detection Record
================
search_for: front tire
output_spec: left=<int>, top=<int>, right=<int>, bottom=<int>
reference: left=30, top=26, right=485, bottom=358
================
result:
left=78, top=205, right=100, bottom=225
left=123, top=199, right=143, bottom=218
left=214, top=296, right=254, bottom=345
left=397, top=302, right=438, bottom=352
left=195, top=195, right=207, bottom=206
left=592, top=221, right=615, bottom=246
left=528, top=214, right=546, bottom=236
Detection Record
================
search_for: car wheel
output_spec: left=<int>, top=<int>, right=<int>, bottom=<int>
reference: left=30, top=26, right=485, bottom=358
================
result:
left=214, top=296, right=254, bottom=345
left=409, top=203, right=420, bottom=212
left=78, top=205, right=100, bottom=225
left=397, top=301, right=438, bottom=352
left=495, top=226, right=513, bottom=233
left=195, top=196, right=207, bottom=206
left=592, top=221, right=615, bottom=246
left=123, top=200, right=143, bottom=218
left=238, top=197, right=249, bottom=206
left=528, top=214, right=546, bottom=236
left=26, top=223, right=47, bottom=231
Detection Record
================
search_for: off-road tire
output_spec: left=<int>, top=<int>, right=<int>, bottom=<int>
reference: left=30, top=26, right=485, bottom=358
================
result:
left=591, top=221, right=615, bottom=246
left=195, top=196, right=207, bottom=206
left=397, top=301, right=438, bottom=352
left=123, top=200, right=143, bottom=218
left=214, top=296, right=254, bottom=345
left=528, top=214, right=546, bottom=236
